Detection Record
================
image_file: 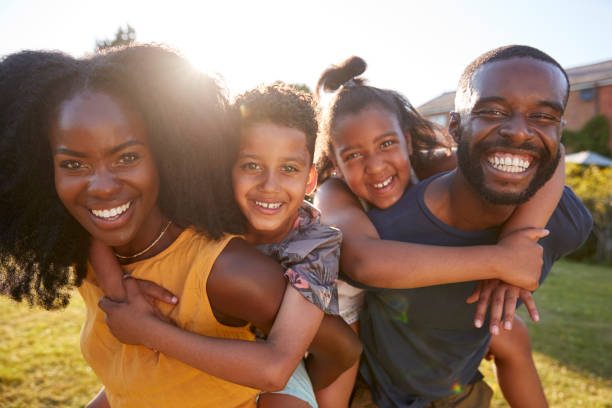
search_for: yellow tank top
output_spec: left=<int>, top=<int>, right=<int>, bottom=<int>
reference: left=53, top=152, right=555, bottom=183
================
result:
left=79, top=229, right=258, bottom=408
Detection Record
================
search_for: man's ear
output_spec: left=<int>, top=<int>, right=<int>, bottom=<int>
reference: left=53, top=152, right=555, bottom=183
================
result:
left=448, top=112, right=461, bottom=144
left=305, top=165, right=318, bottom=195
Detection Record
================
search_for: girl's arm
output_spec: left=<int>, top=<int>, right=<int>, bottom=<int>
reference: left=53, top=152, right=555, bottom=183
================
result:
left=315, top=179, right=545, bottom=291
left=501, top=147, right=565, bottom=237
left=96, top=238, right=360, bottom=391
left=469, top=150, right=565, bottom=332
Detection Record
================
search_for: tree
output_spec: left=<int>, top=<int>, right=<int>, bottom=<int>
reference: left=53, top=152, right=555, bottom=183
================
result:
left=273, top=81, right=312, bottom=94
left=95, top=25, right=136, bottom=52
left=563, top=115, right=610, bottom=157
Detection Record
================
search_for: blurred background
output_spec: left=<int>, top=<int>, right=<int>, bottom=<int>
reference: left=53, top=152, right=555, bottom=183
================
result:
left=1, top=1, right=611, bottom=406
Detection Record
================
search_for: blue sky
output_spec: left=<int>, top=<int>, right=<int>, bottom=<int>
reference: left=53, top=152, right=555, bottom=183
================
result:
left=1, top=0, right=610, bottom=106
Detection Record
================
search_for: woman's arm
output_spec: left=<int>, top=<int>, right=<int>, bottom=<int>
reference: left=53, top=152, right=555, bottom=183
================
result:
left=98, top=238, right=359, bottom=391
left=90, top=238, right=178, bottom=306
left=315, top=179, right=545, bottom=291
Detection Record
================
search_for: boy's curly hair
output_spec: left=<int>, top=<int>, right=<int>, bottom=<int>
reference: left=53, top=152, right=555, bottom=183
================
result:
left=314, top=56, right=455, bottom=183
left=231, top=83, right=318, bottom=163
left=0, top=45, right=243, bottom=309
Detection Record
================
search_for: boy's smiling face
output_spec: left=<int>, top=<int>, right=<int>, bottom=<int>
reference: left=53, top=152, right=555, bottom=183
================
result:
left=232, top=122, right=316, bottom=244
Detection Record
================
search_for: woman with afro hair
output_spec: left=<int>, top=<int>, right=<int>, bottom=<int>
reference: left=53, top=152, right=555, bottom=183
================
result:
left=0, top=45, right=358, bottom=408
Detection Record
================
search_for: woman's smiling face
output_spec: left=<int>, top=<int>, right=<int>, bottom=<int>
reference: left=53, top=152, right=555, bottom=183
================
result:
left=50, top=91, right=163, bottom=252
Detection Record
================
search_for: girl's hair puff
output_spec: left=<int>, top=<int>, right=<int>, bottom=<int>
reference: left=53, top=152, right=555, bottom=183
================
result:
left=314, top=56, right=454, bottom=183
left=0, top=45, right=242, bottom=309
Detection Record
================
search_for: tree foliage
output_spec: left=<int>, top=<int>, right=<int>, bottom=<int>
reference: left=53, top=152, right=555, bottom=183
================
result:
left=565, top=162, right=612, bottom=263
left=563, top=114, right=611, bottom=157
left=95, top=25, right=136, bottom=52
left=273, top=80, right=312, bottom=94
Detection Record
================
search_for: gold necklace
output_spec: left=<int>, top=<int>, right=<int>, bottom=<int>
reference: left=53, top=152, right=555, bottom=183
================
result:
left=113, top=221, right=172, bottom=260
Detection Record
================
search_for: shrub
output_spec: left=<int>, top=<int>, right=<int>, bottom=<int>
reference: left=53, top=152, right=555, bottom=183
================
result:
left=563, top=115, right=610, bottom=157
left=565, top=163, right=612, bottom=263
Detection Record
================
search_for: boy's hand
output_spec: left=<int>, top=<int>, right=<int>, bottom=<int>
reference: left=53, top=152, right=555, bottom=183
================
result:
left=496, top=228, right=548, bottom=291
left=89, top=238, right=178, bottom=306
left=98, top=277, right=175, bottom=347
left=131, top=276, right=179, bottom=306
left=467, top=279, right=539, bottom=334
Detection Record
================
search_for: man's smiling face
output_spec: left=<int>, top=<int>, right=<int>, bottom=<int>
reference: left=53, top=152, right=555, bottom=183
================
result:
left=451, top=57, right=567, bottom=205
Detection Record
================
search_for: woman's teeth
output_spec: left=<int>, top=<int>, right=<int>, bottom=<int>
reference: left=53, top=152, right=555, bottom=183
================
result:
left=373, top=177, right=393, bottom=189
left=487, top=155, right=531, bottom=173
left=91, top=202, right=131, bottom=219
left=255, top=201, right=282, bottom=209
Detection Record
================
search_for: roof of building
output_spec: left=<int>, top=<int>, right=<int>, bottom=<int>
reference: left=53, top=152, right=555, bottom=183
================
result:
left=566, top=150, right=612, bottom=166
left=418, top=58, right=612, bottom=115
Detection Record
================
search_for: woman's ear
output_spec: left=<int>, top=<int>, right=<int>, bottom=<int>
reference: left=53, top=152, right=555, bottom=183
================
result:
left=305, top=166, right=318, bottom=195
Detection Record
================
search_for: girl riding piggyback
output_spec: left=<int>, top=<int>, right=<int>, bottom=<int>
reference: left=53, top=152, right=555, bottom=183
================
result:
left=313, top=56, right=563, bottom=408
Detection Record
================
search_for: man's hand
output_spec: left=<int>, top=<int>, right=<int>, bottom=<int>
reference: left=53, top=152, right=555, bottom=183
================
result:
left=467, top=279, right=539, bottom=334
left=496, top=228, right=548, bottom=291
left=98, top=277, right=174, bottom=347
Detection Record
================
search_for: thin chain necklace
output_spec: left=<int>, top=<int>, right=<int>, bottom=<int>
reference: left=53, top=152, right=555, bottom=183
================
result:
left=113, top=220, right=172, bottom=260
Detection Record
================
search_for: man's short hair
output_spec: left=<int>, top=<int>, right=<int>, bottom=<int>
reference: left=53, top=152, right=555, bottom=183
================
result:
left=455, top=45, right=570, bottom=111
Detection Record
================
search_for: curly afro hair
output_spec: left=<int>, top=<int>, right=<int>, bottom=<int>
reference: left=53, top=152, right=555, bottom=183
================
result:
left=0, top=45, right=243, bottom=309
left=231, top=83, right=318, bottom=163
left=314, top=56, right=454, bottom=183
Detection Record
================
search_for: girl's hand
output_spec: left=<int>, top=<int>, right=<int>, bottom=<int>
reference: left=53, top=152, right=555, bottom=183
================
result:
left=466, top=279, right=539, bottom=334
left=496, top=228, right=549, bottom=291
left=98, top=277, right=174, bottom=347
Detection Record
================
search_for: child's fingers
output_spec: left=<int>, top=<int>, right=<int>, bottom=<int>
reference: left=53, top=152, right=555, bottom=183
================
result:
left=487, top=286, right=506, bottom=335
left=465, top=281, right=483, bottom=304
left=473, top=280, right=498, bottom=328
left=519, top=290, right=540, bottom=323
left=502, top=288, right=519, bottom=331
left=134, top=278, right=178, bottom=305
left=98, top=296, right=119, bottom=316
left=520, top=228, right=550, bottom=242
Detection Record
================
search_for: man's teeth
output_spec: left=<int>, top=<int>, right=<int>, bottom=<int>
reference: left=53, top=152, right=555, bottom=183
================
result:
left=488, top=155, right=531, bottom=173
left=255, top=201, right=282, bottom=209
left=91, top=202, right=131, bottom=219
left=373, top=177, right=393, bottom=189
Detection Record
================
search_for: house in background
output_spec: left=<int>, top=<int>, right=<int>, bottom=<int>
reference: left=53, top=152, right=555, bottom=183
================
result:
left=418, top=59, right=612, bottom=151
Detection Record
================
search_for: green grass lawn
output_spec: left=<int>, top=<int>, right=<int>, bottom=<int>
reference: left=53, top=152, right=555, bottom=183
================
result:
left=1, top=259, right=611, bottom=407
left=480, top=260, right=612, bottom=407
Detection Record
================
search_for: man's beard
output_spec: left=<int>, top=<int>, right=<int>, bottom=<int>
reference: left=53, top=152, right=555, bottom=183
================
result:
left=456, top=129, right=560, bottom=205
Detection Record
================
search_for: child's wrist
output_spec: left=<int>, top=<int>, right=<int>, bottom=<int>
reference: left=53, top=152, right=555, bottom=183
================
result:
left=490, top=245, right=509, bottom=281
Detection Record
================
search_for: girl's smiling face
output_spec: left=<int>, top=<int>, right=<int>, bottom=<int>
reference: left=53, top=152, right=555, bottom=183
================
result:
left=332, top=106, right=413, bottom=210
left=50, top=91, right=164, bottom=253
left=232, top=122, right=316, bottom=244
